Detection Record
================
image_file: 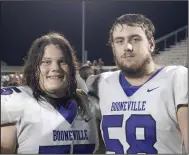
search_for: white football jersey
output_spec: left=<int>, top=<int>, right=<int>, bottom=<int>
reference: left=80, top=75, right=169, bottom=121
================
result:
left=98, top=66, right=188, bottom=154
left=1, top=86, right=99, bottom=154
left=76, top=73, right=88, bottom=93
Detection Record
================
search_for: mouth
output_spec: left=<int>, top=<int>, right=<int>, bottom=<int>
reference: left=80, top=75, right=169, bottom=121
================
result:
left=47, top=75, right=64, bottom=79
left=122, top=54, right=135, bottom=58
left=122, top=56, right=135, bottom=59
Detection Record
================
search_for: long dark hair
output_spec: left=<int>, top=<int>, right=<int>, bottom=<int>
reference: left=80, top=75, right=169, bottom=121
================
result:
left=22, top=32, right=78, bottom=102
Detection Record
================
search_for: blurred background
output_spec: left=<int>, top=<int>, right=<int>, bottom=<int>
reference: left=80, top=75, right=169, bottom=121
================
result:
left=1, top=1, right=188, bottom=87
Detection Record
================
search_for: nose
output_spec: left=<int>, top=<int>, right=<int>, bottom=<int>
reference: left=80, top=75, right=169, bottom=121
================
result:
left=50, top=62, right=61, bottom=72
left=124, top=42, right=133, bottom=52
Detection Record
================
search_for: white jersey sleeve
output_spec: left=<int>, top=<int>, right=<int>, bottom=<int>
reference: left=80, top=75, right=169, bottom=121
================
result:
left=86, top=71, right=117, bottom=120
left=1, top=86, right=32, bottom=125
left=173, top=66, right=188, bottom=109
left=76, top=73, right=88, bottom=93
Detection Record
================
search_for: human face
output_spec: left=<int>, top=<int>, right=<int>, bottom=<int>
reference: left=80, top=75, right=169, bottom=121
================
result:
left=112, top=24, right=155, bottom=77
left=39, top=44, right=69, bottom=97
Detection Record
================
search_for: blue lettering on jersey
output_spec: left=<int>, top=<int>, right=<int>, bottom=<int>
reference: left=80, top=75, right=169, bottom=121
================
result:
left=1, top=87, right=21, bottom=95
left=65, top=131, right=69, bottom=140
left=84, top=130, right=88, bottom=140
left=68, top=131, right=73, bottom=140
left=53, top=130, right=88, bottom=141
left=111, top=101, right=146, bottom=111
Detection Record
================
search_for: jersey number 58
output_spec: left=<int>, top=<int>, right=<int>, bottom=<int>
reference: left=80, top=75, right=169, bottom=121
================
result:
left=102, top=114, right=157, bottom=154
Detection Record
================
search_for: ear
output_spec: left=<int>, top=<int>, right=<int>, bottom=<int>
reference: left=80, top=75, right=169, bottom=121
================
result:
left=149, top=37, right=155, bottom=53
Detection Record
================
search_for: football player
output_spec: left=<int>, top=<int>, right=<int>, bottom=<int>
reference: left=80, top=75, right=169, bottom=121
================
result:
left=88, top=14, right=188, bottom=154
left=1, top=32, right=102, bottom=154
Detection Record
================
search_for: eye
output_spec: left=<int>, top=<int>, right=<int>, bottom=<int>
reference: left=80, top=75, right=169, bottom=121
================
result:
left=115, top=40, right=124, bottom=44
left=41, top=60, right=51, bottom=65
left=134, top=38, right=140, bottom=41
left=131, top=37, right=140, bottom=43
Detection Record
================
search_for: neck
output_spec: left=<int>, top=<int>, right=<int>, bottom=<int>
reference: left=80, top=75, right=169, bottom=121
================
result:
left=144, top=61, right=157, bottom=76
left=42, top=88, right=68, bottom=99
left=125, top=62, right=159, bottom=86
left=38, top=88, right=71, bottom=109
left=46, top=91, right=67, bottom=98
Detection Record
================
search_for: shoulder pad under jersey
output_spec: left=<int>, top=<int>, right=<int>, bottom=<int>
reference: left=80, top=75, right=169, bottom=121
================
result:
left=1, top=86, right=33, bottom=125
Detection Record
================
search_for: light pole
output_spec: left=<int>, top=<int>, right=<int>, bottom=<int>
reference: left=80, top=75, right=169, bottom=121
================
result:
left=82, top=1, right=86, bottom=65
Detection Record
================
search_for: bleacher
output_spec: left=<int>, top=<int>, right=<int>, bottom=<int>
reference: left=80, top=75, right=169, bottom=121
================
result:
left=154, top=38, right=188, bottom=66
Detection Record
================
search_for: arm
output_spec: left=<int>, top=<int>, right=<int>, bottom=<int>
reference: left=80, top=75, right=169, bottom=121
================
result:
left=1, top=124, right=17, bottom=153
left=177, top=105, right=188, bottom=153
left=173, top=66, right=188, bottom=153
left=76, top=89, right=105, bottom=153
left=95, top=120, right=106, bottom=154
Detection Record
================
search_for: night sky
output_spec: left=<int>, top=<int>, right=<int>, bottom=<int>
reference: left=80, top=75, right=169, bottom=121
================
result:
left=1, top=1, right=188, bottom=66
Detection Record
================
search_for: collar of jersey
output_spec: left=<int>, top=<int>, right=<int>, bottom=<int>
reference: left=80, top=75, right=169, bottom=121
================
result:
left=57, top=99, right=78, bottom=124
left=119, top=67, right=165, bottom=97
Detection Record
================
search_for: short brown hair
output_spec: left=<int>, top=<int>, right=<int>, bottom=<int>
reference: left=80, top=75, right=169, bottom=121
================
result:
left=109, top=14, right=155, bottom=45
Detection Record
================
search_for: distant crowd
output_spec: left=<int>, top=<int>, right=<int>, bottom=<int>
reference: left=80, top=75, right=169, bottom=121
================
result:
left=2, top=57, right=187, bottom=88
left=1, top=58, right=118, bottom=88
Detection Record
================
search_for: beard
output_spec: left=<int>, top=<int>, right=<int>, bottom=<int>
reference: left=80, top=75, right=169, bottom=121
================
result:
left=115, top=53, right=152, bottom=78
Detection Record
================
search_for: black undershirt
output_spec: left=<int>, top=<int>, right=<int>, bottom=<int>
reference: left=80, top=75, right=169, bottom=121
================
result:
left=42, top=93, right=71, bottom=110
